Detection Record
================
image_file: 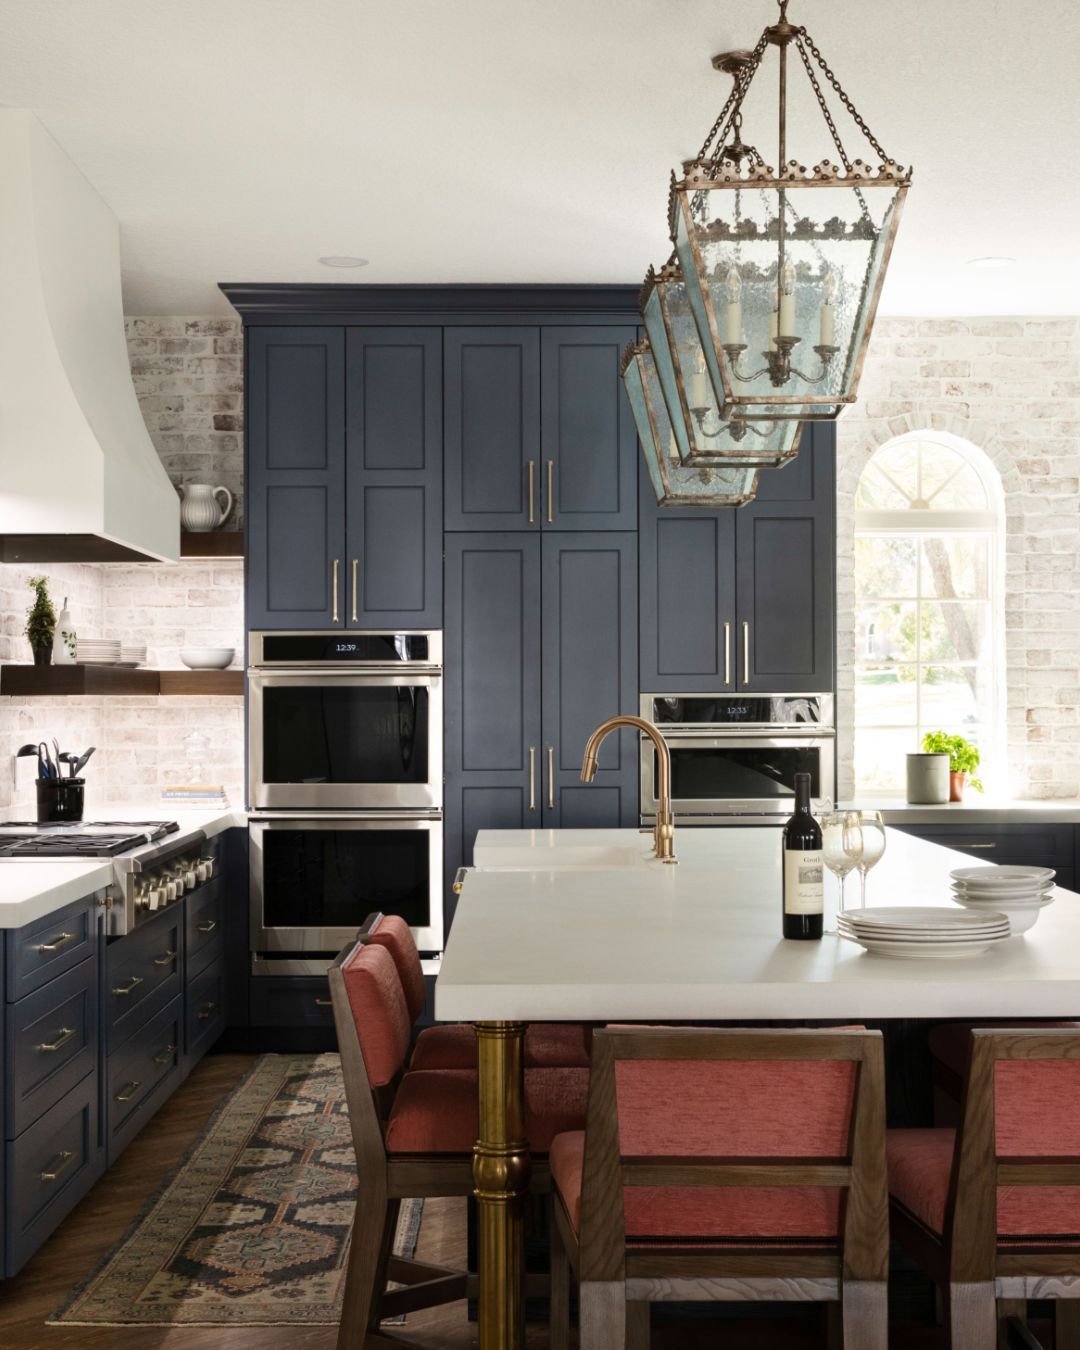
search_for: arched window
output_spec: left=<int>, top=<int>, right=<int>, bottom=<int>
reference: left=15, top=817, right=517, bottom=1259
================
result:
left=853, top=431, right=1004, bottom=795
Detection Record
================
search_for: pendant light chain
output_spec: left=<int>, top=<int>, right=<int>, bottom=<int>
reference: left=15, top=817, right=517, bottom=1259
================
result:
left=798, top=28, right=894, bottom=165
left=794, top=35, right=873, bottom=224
left=696, top=31, right=771, bottom=165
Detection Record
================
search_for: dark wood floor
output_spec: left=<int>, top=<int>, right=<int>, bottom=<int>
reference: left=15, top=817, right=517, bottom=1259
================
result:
left=0, top=1053, right=1035, bottom=1349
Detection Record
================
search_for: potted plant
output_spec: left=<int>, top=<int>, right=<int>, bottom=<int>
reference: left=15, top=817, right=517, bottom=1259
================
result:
left=921, top=730, right=984, bottom=801
left=24, top=575, right=56, bottom=666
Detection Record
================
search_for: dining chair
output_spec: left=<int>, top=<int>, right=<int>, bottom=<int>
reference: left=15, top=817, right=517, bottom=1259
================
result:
left=927, top=1020, right=1080, bottom=1125
left=548, top=1025, right=889, bottom=1350
left=328, top=934, right=590, bottom=1349
left=359, top=910, right=592, bottom=1068
left=888, top=1027, right=1080, bottom=1350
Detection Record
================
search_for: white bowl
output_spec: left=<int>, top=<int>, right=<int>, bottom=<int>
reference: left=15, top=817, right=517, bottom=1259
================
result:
left=179, top=647, right=235, bottom=670
left=953, top=894, right=1046, bottom=934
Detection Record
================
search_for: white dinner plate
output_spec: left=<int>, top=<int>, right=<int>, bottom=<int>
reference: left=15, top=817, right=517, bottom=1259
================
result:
left=841, top=906, right=1009, bottom=930
left=855, top=937, right=1007, bottom=960
left=950, top=865, right=1055, bottom=885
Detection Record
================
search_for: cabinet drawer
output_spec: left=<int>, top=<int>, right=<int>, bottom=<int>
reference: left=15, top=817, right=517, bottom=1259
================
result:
left=186, top=957, right=226, bottom=1064
left=6, top=893, right=99, bottom=1001
left=7, top=957, right=97, bottom=1139
left=250, top=976, right=336, bottom=1030
left=6, top=1071, right=103, bottom=1277
left=105, top=911, right=182, bottom=1053
left=892, top=823, right=1074, bottom=872
left=185, top=880, right=224, bottom=979
left=107, top=996, right=183, bottom=1164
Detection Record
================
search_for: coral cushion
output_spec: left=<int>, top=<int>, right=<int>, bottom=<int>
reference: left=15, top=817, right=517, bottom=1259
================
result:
left=385, top=1068, right=589, bottom=1155
left=366, top=915, right=428, bottom=1024
left=887, top=1127, right=1080, bottom=1240
left=341, top=942, right=412, bottom=1088
left=550, top=1131, right=841, bottom=1242
left=928, top=1021, right=1080, bottom=1080
left=410, top=1022, right=592, bottom=1071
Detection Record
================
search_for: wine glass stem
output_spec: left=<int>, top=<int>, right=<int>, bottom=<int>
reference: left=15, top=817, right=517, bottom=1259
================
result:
left=838, top=873, right=847, bottom=916
left=860, top=866, right=868, bottom=908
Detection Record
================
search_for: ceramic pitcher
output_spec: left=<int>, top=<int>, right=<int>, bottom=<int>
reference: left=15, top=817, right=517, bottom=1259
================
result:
left=179, top=483, right=233, bottom=531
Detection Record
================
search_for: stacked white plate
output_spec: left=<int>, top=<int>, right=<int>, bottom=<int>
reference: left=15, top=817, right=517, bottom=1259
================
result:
left=75, top=638, right=121, bottom=666
left=950, top=865, right=1055, bottom=935
left=838, top=906, right=1011, bottom=960
left=118, top=644, right=147, bottom=668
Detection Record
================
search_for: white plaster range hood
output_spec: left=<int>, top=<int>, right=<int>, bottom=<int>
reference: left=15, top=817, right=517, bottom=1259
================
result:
left=0, top=111, right=179, bottom=563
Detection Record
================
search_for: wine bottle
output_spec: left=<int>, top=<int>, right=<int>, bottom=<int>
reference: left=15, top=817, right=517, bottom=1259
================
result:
left=782, top=772, right=824, bottom=940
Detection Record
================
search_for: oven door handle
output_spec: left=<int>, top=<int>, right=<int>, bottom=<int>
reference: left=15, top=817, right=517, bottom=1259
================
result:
left=248, top=666, right=443, bottom=679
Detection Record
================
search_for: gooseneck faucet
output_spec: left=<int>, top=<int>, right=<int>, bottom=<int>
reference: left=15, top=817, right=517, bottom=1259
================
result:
left=580, top=716, right=677, bottom=864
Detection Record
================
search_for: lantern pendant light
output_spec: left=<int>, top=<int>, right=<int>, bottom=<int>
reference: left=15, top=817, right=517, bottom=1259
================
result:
left=622, top=340, right=759, bottom=508
left=669, top=0, right=911, bottom=423
left=640, top=257, right=801, bottom=469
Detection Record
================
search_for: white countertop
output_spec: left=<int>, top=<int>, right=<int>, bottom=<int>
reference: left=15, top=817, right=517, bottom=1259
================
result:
left=842, top=798, right=1080, bottom=825
left=437, top=827, right=1080, bottom=1022
left=0, top=805, right=243, bottom=929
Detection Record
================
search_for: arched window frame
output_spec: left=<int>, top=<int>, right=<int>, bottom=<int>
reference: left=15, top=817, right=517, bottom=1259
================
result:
left=853, top=430, right=1006, bottom=796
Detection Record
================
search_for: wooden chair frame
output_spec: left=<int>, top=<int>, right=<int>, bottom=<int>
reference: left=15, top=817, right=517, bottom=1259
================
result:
left=550, top=1027, right=889, bottom=1350
left=890, top=1027, right=1080, bottom=1350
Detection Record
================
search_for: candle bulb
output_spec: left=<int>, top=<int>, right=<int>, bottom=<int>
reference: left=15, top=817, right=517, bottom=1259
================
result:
left=819, top=271, right=837, bottom=347
left=687, top=352, right=711, bottom=411
left=778, top=258, right=796, bottom=338
left=724, top=264, right=743, bottom=345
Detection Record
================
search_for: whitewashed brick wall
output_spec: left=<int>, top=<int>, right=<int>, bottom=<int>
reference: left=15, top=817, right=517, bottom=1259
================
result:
left=837, top=316, right=1080, bottom=801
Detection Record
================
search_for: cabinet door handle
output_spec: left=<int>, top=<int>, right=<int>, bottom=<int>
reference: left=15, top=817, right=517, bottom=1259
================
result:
left=547, top=746, right=555, bottom=810
left=197, top=1001, right=218, bottom=1021
left=153, top=950, right=178, bottom=967
left=527, top=460, right=536, bottom=525
left=724, top=622, right=732, bottom=686
left=742, top=620, right=750, bottom=686
left=153, top=1043, right=177, bottom=1065
left=331, top=558, right=340, bottom=624
left=38, top=931, right=73, bottom=954
left=529, top=746, right=537, bottom=812
left=40, top=1150, right=75, bottom=1183
left=38, top=1027, right=75, bottom=1054
left=112, top=975, right=144, bottom=996
left=546, top=460, right=554, bottom=524
left=114, top=1080, right=143, bottom=1103
left=351, top=558, right=359, bottom=623
left=197, top=919, right=217, bottom=934
left=314, top=997, right=333, bottom=1007
left=950, top=842, right=997, bottom=850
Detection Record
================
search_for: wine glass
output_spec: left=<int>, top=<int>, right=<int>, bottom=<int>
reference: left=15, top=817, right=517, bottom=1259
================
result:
left=850, top=810, right=887, bottom=907
left=822, top=811, right=863, bottom=930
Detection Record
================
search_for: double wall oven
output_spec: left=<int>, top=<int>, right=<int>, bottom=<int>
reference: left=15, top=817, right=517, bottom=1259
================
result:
left=248, top=632, right=443, bottom=972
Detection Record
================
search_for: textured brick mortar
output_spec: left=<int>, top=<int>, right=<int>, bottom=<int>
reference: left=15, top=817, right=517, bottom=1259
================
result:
left=836, top=316, right=1080, bottom=801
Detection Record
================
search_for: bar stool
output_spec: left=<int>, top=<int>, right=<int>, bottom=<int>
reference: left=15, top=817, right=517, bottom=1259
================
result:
left=928, top=1020, right=1080, bottom=1124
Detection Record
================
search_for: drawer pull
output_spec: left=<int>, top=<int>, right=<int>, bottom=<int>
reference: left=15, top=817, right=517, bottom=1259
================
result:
left=153, top=950, right=178, bottom=967
left=951, top=842, right=997, bottom=850
left=197, top=919, right=217, bottom=934
left=38, top=1026, right=75, bottom=1054
left=112, top=975, right=144, bottom=996
left=38, top=931, right=73, bottom=954
left=114, top=1080, right=143, bottom=1103
left=196, top=1001, right=217, bottom=1021
left=40, top=1150, right=75, bottom=1182
left=153, top=1044, right=177, bottom=1065
left=314, top=998, right=333, bottom=1007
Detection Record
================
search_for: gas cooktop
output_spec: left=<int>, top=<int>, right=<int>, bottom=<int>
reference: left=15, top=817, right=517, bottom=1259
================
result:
left=0, top=820, right=179, bottom=858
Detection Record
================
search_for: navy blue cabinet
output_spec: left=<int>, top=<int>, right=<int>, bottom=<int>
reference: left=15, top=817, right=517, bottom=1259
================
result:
left=247, top=326, right=443, bottom=629
left=639, top=423, right=835, bottom=694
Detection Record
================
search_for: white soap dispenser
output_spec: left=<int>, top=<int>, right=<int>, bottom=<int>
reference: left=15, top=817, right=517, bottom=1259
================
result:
left=53, top=596, right=76, bottom=665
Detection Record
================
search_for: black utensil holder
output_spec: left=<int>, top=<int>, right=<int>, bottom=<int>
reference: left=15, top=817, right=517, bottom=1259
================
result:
left=36, top=777, right=85, bottom=823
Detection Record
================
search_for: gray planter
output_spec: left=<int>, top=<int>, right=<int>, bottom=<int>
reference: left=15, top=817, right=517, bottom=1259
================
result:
left=906, top=753, right=950, bottom=804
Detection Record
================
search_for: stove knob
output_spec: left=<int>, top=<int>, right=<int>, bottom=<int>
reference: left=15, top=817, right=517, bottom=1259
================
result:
left=135, top=884, right=150, bottom=912
left=148, top=887, right=164, bottom=912
left=183, top=867, right=198, bottom=890
left=199, top=857, right=215, bottom=881
left=164, top=881, right=178, bottom=903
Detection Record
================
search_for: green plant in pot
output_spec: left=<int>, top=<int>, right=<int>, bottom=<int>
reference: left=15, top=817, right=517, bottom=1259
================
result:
left=24, top=575, right=57, bottom=666
left=921, top=730, right=984, bottom=801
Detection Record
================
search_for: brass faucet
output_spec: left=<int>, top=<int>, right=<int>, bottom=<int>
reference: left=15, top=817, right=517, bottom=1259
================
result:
left=580, top=716, right=677, bottom=864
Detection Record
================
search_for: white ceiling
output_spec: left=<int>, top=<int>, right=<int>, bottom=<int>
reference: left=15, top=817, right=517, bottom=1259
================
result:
left=1, top=0, right=1076, bottom=316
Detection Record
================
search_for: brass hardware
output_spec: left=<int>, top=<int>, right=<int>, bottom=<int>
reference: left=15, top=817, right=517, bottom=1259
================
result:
left=153, top=1044, right=176, bottom=1064
left=197, top=919, right=217, bottom=934
left=153, top=950, right=177, bottom=967
left=115, top=1081, right=142, bottom=1103
left=38, top=1027, right=75, bottom=1054
left=453, top=866, right=469, bottom=895
left=527, top=461, right=535, bottom=525
left=351, top=558, right=359, bottom=623
left=528, top=746, right=536, bottom=812
left=547, top=746, right=554, bottom=810
left=712, top=49, right=754, bottom=75
left=582, top=716, right=677, bottom=863
left=314, top=997, right=333, bottom=1007
left=951, top=842, right=997, bottom=850
left=743, top=620, right=750, bottom=685
left=546, top=460, right=554, bottom=524
left=112, top=975, right=144, bottom=996
left=724, top=621, right=732, bottom=685
left=40, top=1150, right=75, bottom=1182
left=196, top=1003, right=217, bottom=1021
left=38, top=931, right=73, bottom=953
left=332, top=558, right=340, bottom=624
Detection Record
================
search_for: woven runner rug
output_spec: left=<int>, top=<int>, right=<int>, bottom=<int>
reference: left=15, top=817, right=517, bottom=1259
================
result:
left=50, top=1053, right=423, bottom=1327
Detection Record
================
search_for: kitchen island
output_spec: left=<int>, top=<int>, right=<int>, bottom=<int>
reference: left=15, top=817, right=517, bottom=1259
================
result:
left=438, top=825, right=1080, bottom=1349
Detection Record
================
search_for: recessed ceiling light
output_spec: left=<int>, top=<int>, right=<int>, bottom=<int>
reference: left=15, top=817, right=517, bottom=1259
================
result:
left=966, top=256, right=1017, bottom=269
left=318, top=255, right=369, bottom=268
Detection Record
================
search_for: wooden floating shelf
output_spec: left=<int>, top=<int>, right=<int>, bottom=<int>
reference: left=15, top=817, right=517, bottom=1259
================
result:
left=180, top=530, right=244, bottom=559
left=0, top=665, right=244, bottom=697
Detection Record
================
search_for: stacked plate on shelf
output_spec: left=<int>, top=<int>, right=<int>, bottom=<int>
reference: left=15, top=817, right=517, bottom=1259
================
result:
left=118, top=644, right=147, bottom=668
left=950, top=865, right=1055, bottom=934
left=75, top=638, right=121, bottom=665
left=838, top=906, right=1012, bottom=960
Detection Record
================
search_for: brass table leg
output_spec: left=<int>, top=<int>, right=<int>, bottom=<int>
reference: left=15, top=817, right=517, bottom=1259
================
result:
left=473, top=1021, right=530, bottom=1350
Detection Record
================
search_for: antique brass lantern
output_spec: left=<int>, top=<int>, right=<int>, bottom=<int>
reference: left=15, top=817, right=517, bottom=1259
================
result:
left=669, top=1, right=910, bottom=423
left=622, top=340, right=759, bottom=508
